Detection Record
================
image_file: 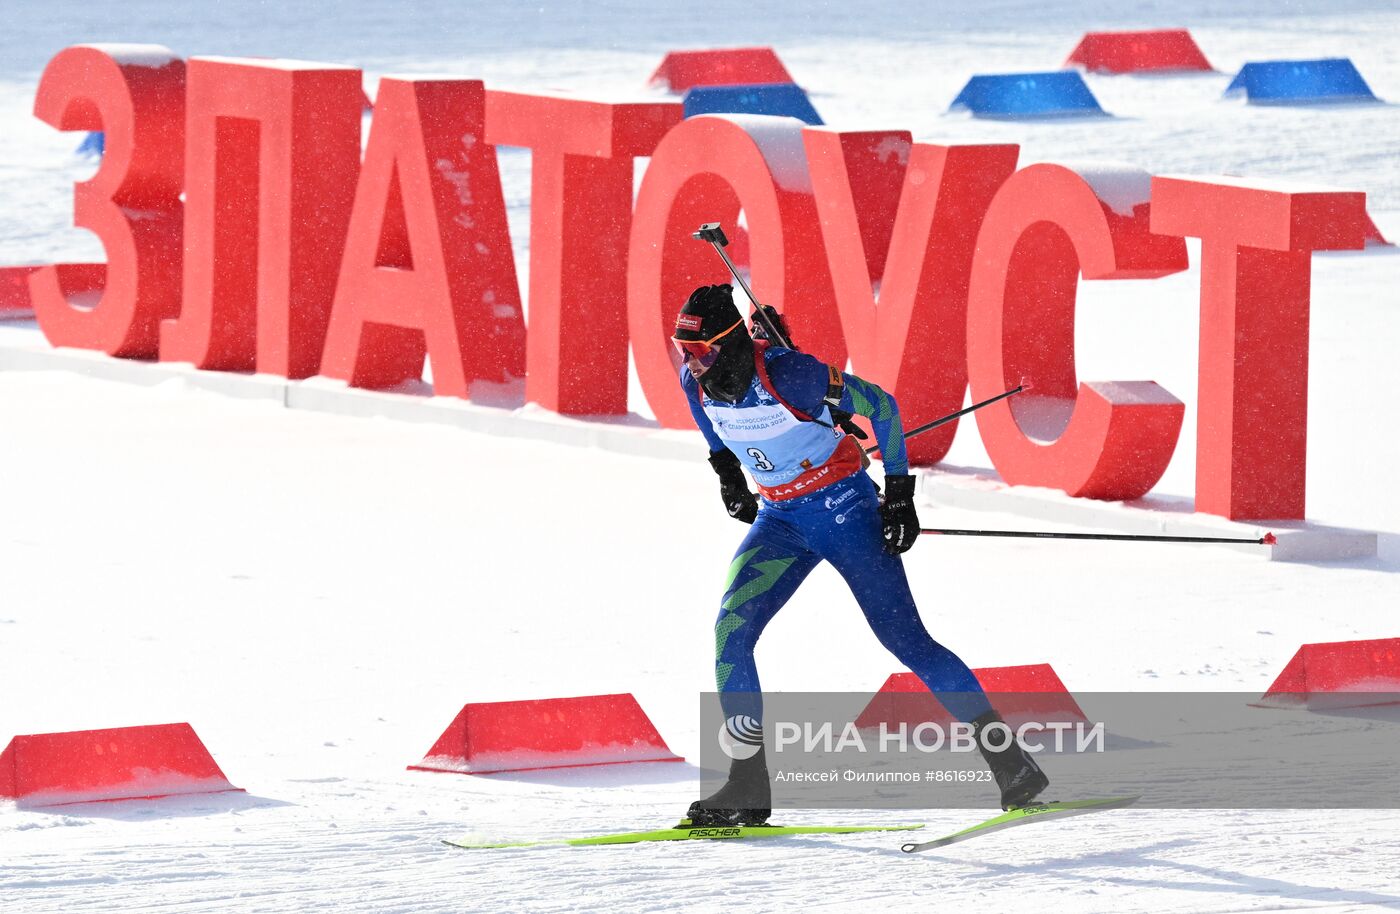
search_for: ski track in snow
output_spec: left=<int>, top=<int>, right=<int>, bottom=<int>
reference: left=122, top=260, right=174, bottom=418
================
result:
left=5, top=791, right=1400, bottom=914
left=3, top=1, right=1400, bottom=911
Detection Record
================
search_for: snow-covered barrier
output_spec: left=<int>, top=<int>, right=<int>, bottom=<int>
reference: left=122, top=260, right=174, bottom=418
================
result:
left=1254, top=638, right=1400, bottom=709
left=1065, top=29, right=1213, bottom=74
left=409, top=694, right=684, bottom=775
left=0, top=267, right=40, bottom=319
left=648, top=47, right=792, bottom=93
left=1224, top=58, right=1380, bottom=105
left=683, top=83, right=823, bottom=125
left=0, top=264, right=105, bottom=321
left=949, top=71, right=1107, bottom=119
left=0, top=723, right=240, bottom=807
left=854, top=664, right=1089, bottom=731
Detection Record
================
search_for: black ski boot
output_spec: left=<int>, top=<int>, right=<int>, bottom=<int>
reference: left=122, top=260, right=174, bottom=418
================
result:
left=973, top=711, right=1049, bottom=810
left=687, top=745, right=771, bottom=827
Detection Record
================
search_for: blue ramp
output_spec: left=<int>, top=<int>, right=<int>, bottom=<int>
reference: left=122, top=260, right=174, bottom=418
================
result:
left=1225, top=58, right=1379, bottom=105
left=683, top=83, right=823, bottom=125
left=76, top=131, right=104, bottom=157
left=949, top=71, right=1107, bottom=119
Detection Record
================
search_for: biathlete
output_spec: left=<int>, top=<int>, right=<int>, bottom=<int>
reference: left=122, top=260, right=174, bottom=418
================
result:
left=672, top=283, right=1047, bottom=827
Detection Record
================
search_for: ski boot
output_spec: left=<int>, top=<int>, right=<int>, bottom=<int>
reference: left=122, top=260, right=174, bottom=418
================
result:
left=973, top=710, right=1049, bottom=810
left=686, top=745, right=771, bottom=827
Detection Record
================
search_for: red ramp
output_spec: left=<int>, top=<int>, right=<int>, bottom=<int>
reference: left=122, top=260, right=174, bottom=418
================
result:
left=410, top=693, right=683, bottom=775
left=648, top=47, right=792, bottom=93
left=0, top=723, right=240, bottom=807
left=1363, top=212, right=1392, bottom=247
left=1066, top=29, right=1213, bottom=74
left=1254, top=637, right=1400, bottom=709
left=855, top=664, right=1088, bottom=730
left=0, top=264, right=105, bottom=320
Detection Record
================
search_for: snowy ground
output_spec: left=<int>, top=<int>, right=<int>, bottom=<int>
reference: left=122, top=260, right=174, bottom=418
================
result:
left=3, top=1, right=1400, bottom=912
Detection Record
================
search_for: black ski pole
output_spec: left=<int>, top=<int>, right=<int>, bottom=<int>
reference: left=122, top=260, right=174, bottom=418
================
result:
left=692, top=222, right=792, bottom=349
left=864, top=384, right=1027, bottom=455
left=920, top=528, right=1277, bottom=545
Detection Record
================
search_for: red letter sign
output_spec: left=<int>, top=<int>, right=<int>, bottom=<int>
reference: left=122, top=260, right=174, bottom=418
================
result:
left=30, top=44, right=184, bottom=358
left=805, top=130, right=1019, bottom=463
left=1152, top=175, right=1368, bottom=519
left=320, top=78, right=524, bottom=396
left=967, top=163, right=1189, bottom=500
left=485, top=91, right=681, bottom=414
left=628, top=115, right=842, bottom=428
left=162, top=56, right=362, bottom=378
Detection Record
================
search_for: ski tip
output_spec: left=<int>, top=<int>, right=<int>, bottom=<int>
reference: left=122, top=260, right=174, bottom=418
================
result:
left=1262, top=532, right=1277, bottom=545
left=901, top=795, right=1141, bottom=855
left=443, top=837, right=541, bottom=850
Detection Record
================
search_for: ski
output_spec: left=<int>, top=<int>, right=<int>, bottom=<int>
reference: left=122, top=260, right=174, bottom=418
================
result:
left=900, top=796, right=1139, bottom=853
left=444, top=821, right=924, bottom=850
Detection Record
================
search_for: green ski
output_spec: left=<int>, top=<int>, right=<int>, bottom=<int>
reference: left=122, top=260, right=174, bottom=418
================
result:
left=900, top=796, right=1139, bottom=853
left=444, top=821, right=923, bottom=850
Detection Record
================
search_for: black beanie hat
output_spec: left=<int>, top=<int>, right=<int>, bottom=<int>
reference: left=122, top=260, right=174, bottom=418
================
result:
left=674, top=284, right=754, bottom=403
left=674, top=284, right=746, bottom=343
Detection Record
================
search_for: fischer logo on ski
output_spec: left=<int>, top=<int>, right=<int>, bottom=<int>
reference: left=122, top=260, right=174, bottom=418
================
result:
left=685, top=827, right=743, bottom=838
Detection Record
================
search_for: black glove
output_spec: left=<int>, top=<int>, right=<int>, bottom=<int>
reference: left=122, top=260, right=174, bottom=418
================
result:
left=750, top=304, right=795, bottom=349
left=879, top=474, right=919, bottom=555
left=708, top=450, right=758, bottom=524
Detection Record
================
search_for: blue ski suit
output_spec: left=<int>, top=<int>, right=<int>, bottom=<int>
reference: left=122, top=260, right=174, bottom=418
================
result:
left=683, top=344, right=994, bottom=726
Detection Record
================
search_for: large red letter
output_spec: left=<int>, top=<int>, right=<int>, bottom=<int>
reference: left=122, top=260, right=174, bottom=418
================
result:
left=805, top=130, right=1019, bottom=464
left=1151, top=175, right=1368, bottom=519
left=161, top=57, right=362, bottom=378
left=30, top=44, right=184, bottom=358
left=320, top=78, right=524, bottom=397
left=485, top=91, right=681, bottom=414
left=628, top=115, right=841, bottom=428
left=967, top=163, right=1189, bottom=500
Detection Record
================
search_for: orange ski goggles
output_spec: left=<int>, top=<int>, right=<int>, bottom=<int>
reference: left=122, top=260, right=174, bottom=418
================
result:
left=672, top=317, right=744, bottom=377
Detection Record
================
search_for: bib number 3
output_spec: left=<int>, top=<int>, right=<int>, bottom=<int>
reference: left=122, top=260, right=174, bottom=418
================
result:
left=746, top=448, right=775, bottom=472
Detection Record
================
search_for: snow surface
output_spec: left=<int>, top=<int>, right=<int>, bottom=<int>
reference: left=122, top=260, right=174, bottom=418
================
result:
left=75, top=43, right=180, bottom=68
left=3, top=1, right=1400, bottom=912
left=1062, top=161, right=1152, bottom=217
left=191, top=55, right=360, bottom=72
left=716, top=114, right=815, bottom=194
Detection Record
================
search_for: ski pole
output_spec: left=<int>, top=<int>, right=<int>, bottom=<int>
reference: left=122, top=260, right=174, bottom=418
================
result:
left=864, top=385, right=1027, bottom=455
left=692, top=222, right=793, bottom=349
left=920, top=528, right=1277, bottom=545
